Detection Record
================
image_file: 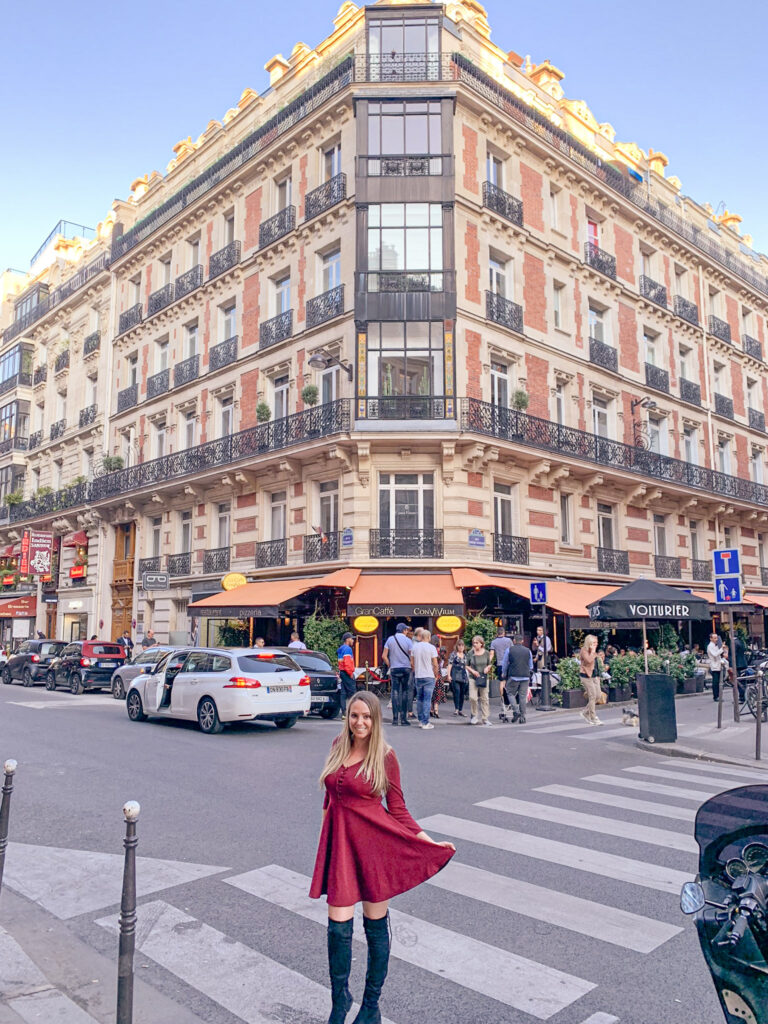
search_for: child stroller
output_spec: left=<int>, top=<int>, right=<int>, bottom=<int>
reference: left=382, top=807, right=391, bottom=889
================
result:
left=499, top=685, right=515, bottom=723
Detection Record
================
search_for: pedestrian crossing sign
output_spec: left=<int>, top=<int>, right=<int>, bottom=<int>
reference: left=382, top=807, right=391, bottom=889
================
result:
left=715, top=575, right=743, bottom=604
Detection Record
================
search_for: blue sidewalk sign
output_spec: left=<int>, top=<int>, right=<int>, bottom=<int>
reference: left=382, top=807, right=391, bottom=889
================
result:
left=713, top=548, right=741, bottom=577
left=530, top=581, right=547, bottom=605
left=715, top=576, right=743, bottom=604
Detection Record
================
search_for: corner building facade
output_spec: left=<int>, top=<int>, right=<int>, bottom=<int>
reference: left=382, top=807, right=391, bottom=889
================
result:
left=4, top=0, right=768, bottom=643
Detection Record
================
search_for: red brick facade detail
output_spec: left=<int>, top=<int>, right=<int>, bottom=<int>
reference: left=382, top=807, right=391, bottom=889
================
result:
left=236, top=493, right=257, bottom=509
left=629, top=550, right=652, bottom=566
left=467, top=472, right=483, bottom=487
left=292, top=535, right=304, bottom=552
left=627, top=526, right=649, bottom=543
left=464, top=222, right=480, bottom=304
left=297, top=244, right=306, bottom=326
left=626, top=506, right=648, bottom=520
left=294, top=482, right=303, bottom=498
left=735, top=434, right=749, bottom=479
left=524, top=353, right=549, bottom=417
left=240, top=368, right=260, bottom=428
left=235, top=542, right=256, bottom=559
left=726, top=295, right=740, bottom=343
left=580, top=518, right=592, bottom=534
left=205, top=221, right=214, bottom=279
left=462, top=125, right=478, bottom=193
left=528, top=485, right=554, bottom=502
left=529, top=510, right=555, bottom=528
left=468, top=500, right=483, bottom=516
left=520, top=163, right=543, bottom=231
left=298, top=154, right=308, bottom=221
left=202, top=300, right=211, bottom=371
left=236, top=517, right=256, bottom=533
left=614, top=226, right=635, bottom=285
left=576, top=373, right=586, bottom=430
left=242, top=273, right=260, bottom=349
left=200, top=388, right=209, bottom=442
left=573, top=279, right=583, bottom=350
left=618, top=303, right=639, bottom=373
left=569, top=194, right=580, bottom=254
left=620, top=391, right=635, bottom=446
left=530, top=538, right=556, bottom=555
left=244, top=186, right=262, bottom=251
left=465, top=329, right=482, bottom=399
left=523, top=253, right=546, bottom=332
left=581, top=495, right=591, bottom=509
left=731, top=358, right=745, bottom=417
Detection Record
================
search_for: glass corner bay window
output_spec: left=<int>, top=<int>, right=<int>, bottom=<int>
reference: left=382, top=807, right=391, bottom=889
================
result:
left=366, top=101, right=443, bottom=174
left=367, top=204, right=443, bottom=291
left=367, top=322, right=444, bottom=400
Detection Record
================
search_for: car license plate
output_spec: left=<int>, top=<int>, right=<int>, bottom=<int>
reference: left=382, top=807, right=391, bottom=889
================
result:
left=268, top=685, right=291, bottom=694
left=99, top=661, right=116, bottom=668
left=312, top=695, right=330, bottom=703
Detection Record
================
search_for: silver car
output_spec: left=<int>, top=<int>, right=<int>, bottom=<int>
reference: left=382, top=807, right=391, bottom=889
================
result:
left=110, top=645, right=181, bottom=700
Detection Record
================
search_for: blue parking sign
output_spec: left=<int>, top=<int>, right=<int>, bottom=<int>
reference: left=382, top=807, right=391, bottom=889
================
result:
left=713, top=548, right=741, bottom=577
left=715, top=575, right=743, bottom=604
left=530, top=581, right=547, bottom=605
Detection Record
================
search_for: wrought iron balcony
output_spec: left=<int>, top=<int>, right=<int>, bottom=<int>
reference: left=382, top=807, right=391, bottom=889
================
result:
left=680, top=378, right=701, bottom=406
left=762, top=567, right=768, bottom=587
left=203, top=546, right=230, bottom=574
left=49, top=419, right=66, bottom=441
left=370, top=529, right=443, bottom=559
left=209, top=336, right=238, bottom=372
left=584, top=242, right=617, bottom=280
left=589, top=336, right=618, bottom=373
left=33, top=365, right=47, bottom=386
left=174, top=265, right=203, bottom=301
left=0, top=435, right=28, bottom=454
left=743, top=334, right=763, bottom=361
left=260, top=310, right=293, bottom=349
left=361, top=395, right=448, bottom=420
left=174, top=354, right=199, bottom=389
left=54, top=350, right=70, bottom=373
left=357, top=51, right=446, bottom=82
left=597, top=547, right=629, bottom=575
left=117, top=383, right=138, bottom=413
left=306, top=286, right=344, bottom=329
left=645, top=362, right=670, bottom=394
left=639, top=275, right=667, bottom=308
left=8, top=481, right=84, bottom=524
left=138, top=556, right=161, bottom=574
left=79, top=404, right=97, bottom=428
left=359, top=154, right=451, bottom=177
left=304, top=531, right=340, bottom=563
left=256, top=538, right=287, bottom=568
left=692, top=559, right=712, bottom=582
left=119, top=303, right=143, bottom=335
left=304, top=173, right=346, bottom=221
left=750, top=407, right=766, bottom=432
left=28, top=430, right=42, bottom=451
left=147, top=283, right=175, bottom=317
left=493, top=534, right=529, bottom=565
left=673, top=295, right=699, bottom=325
left=259, top=207, right=295, bottom=249
left=486, top=290, right=523, bottom=333
left=208, top=241, right=241, bottom=280
left=147, top=368, right=170, bottom=400
left=361, top=270, right=453, bottom=293
left=708, top=314, right=731, bottom=344
left=482, top=181, right=523, bottom=227
left=168, top=552, right=191, bottom=577
left=83, top=331, right=100, bottom=356
left=715, top=393, right=734, bottom=419
left=655, top=555, right=681, bottom=579
left=0, top=373, right=30, bottom=397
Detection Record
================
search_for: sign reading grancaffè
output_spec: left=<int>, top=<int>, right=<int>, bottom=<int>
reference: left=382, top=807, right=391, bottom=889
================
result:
left=347, top=603, right=464, bottom=618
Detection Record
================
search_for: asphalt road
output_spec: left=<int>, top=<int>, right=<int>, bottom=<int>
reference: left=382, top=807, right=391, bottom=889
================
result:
left=0, top=682, right=730, bottom=1024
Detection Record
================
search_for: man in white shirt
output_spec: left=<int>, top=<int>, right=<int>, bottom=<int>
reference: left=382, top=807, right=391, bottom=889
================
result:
left=707, top=632, right=725, bottom=702
left=288, top=631, right=307, bottom=650
left=410, top=630, right=439, bottom=731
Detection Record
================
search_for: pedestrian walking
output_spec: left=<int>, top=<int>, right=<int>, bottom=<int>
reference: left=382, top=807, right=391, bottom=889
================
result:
left=489, top=626, right=511, bottom=673
left=707, top=632, right=724, bottom=701
left=288, top=631, right=307, bottom=650
left=410, top=630, right=439, bottom=730
left=578, top=634, right=603, bottom=725
left=430, top=647, right=447, bottom=718
left=337, top=632, right=357, bottom=715
left=309, top=691, right=455, bottom=1023
left=382, top=623, right=413, bottom=727
left=466, top=635, right=492, bottom=726
left=501, top=634, right=533, bottom=723
left=447, top=638, right=468, bottom=716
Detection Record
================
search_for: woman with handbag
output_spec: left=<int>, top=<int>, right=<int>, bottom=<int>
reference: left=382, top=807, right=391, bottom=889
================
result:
left=448, top=638, right=469, bottom=716
left=466, top=635, right=492, bottom=726
left=578, top=634, right=603, bottom=726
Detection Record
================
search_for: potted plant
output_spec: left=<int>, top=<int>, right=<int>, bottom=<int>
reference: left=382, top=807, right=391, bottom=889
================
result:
left=555, top=656, right=586, bottom=709
left=674, top=651, right=698, bottom=694
left=3, top=490, right=23, bottom=507
left=606, top=652, right=641, bottom=703
left=511, top=388, right=529, bottom=411
left=256, top=402, right=272, bottom=423
left=301, top=384, right=319, bottom=407
left=102, top=455, right=124, bottom=472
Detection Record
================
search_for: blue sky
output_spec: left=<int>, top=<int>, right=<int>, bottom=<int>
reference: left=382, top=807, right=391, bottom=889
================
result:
left=1, top=0, right=765, bottom=272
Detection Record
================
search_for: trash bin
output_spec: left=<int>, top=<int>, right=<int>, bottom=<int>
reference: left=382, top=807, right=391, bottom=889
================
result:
left=636, top=673, right=677, bottom=743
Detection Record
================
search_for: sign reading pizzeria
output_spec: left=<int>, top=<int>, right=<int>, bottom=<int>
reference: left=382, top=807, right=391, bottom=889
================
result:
left=19, top=531, right=54, bottom=576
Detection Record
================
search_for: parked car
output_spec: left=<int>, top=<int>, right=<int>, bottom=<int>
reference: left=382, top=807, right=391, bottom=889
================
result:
left=110, top=645, right=181, bottom=700
left=46, top=640, right=128, bottom=694
left=2, top=639, right=66, bottom=687
left=274, top=647, right=341, bottom=718
left=125, top=647, right=311, bottom=734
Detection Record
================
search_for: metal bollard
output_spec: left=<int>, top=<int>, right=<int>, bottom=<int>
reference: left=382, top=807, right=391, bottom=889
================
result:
left=538, top=669, right=555, bottom=712
left=116, top=801, right=140, bottom=1024
left=0, top=759, right=17, bottom=899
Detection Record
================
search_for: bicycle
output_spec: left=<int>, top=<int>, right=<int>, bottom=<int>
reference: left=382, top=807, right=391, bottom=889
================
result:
left=743, top=673, right=768, bottom=722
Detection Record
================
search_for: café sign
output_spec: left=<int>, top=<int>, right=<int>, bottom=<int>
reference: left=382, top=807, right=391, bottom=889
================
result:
left=347, top=603, right=464, bottom=617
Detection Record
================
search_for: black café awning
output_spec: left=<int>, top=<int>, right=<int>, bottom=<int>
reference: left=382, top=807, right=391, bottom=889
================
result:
left=588, top=578, right=711, bottom=622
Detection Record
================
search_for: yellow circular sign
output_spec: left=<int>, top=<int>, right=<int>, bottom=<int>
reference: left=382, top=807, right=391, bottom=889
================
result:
left=221, top=572, right=247, bottom=591
left=435, top=615, right=463, bottom=636
left=353, top=615, right=380, bottom=635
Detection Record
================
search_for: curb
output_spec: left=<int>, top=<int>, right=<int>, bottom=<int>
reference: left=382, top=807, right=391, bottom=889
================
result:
left=634, top=737, right=768, bottom=772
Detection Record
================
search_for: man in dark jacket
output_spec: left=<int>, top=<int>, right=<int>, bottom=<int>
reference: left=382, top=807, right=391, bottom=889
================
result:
left=733, top=632, right=748, bottom=701
left=501, top=634, right=533, bottom=723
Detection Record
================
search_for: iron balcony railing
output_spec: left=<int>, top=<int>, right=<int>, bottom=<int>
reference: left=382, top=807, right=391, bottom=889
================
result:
left=750, top=408, right=766, bottom=432
left=168, top=552, right=191, bottom=577
left=83, top=331, right=101, bottom=356
left=147, top=282, right=175, bottom=316
left=28, top=430, right=42, bottom=451
left=762, top=567, right=768, bottom=587
left=584, top=242, right=617, bottom=280
left=493, top=534, right=529, bottom=565
left=360, top=270, right=454, bottom=293
left=174, top=354, right=199, bottom=389
left=655, top=554, right=682, bottom=579
left=138, top=556, right=161, bottom=574
left=482, top=181, right=524, bottom=227
left=79, top=404, right=97, bottom=428
left=0, top=435, right=28, bottom=455
left=460, top=397, right=768, bottom=508
left=203, top=547, right=230, bottom=574
left=49, top=419, right=66, bottom=440
left=358, top=154, right=452, bottom=177
left=256, top=538, right=287, bottom=568
left=147, top=368, right=170, bottom=400
left=589, top=336, right=618, bottom=373
left=361, top=396, right=448, bottom=420
left=304, top=531, right=340, bottom=563
left=597, top=547, right=629, bottom=575
left=708, top=314, right=731, bottom=344
left=209, top=241, right=241, bottom=280
left=356, top=52, right=447, bottom=82
left=715, top=393, right=734, bottom=419
left=645, top=363, right=670, bottom=394
left=370, top=528, right=443, bottom=559
left=117, top=383, right=138, bottom=413
left=692, top=559, right=712, bottom=582
left=680, top=378, right=701, bottom=406
left=304, top=173, right=346, bottom=221
left=673, top=295, right=699, bottom=325
left=259, top=206, right=295, bottom=248
left=33, top=365, right=47, bottom=385
left=306, top=285, right=344, bottom=329
left=639, top=275, right=667, bottom=308
left=743, top=334, right=763, bottom=361
left=260, top=310, right=293, bottom=349
left=9, top=480, right=88, bottom=522
left=0, top=373, right=32, bottom=397
left=119, top=303, right=143, bottom=335
left=486, top=291, right=523, bottom=333
left=209, top=336, right=238, bottom=372
left=54, top=350, right=70, bottom=373
left=174, top=265, right=203, bottom=301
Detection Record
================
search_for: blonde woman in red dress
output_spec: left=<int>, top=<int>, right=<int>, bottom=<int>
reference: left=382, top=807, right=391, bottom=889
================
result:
left=310, top=690, right=455, bottom=1023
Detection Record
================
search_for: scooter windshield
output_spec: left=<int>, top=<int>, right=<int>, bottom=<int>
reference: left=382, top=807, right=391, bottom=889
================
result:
left=695, top=785, right=768, bottom=878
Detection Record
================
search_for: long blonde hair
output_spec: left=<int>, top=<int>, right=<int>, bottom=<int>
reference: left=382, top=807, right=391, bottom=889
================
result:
left=319, top=691, right=391, bottom=797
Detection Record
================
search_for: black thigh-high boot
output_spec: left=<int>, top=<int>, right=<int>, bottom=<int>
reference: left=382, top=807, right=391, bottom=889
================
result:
left=327, top=918, right=354, bottom=1024
left=352, top=914, right=391, bottom=1024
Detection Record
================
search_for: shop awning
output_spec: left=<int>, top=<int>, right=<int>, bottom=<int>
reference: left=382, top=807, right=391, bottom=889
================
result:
left=11, top=544, right=21, bottom=556
left=451, top=569, right=617, bottom=618
left=0, top=594, right=36, bottom=618
left=746, top=594, right=768, bottom=610
left=63, top=530, right=89, bottom=547
left=692, top=590, right=768, bottom=610
left=188, top=568, right=360, bottom=618
left=346, top=573, right=464, bottom=617
left=0, top=545, right=14, bottom=558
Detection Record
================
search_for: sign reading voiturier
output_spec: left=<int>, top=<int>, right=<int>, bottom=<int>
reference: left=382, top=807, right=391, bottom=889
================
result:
left=142, top=571, right=170, bottom=591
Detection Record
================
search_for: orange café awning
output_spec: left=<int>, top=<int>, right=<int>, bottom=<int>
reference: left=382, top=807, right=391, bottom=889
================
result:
left=346, top=574, right=464, bottom=617
left=188, top=568, right=360, bottom=618
left=451, top=569, right=617, bottom=618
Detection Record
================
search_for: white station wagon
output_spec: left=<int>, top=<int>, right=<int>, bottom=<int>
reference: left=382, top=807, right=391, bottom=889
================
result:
left=125, top=647, right=311, bottom=733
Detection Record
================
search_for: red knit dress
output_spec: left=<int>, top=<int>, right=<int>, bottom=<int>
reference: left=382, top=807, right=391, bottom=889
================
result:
left=309, top=749, right=454, bottom=904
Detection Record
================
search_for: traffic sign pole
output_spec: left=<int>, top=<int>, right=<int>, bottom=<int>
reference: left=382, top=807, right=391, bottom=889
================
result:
left=728, top=609, right=740, bottom=724
left=538, top=603, right=554, bottom=713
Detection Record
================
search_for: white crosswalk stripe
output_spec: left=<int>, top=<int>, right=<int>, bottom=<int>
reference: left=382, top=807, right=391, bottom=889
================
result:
left=575, top=726, right=637, bottom=741
left=659, top=759, right=768, bottom=783
left=579, top=1014, right=620, bottom=1024
left=8, top=695, right=118, bottom=710
left=582, top=774, right=722, bottom=801
left=623, top=766, right=738, bottom=788
left=225, top=863, right=595, bottom=1020
left=535, top=784, right=697, bottom=822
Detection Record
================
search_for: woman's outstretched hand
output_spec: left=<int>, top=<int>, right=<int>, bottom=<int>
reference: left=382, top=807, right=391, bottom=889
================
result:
left=435, top=840, right=456, bottom=851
